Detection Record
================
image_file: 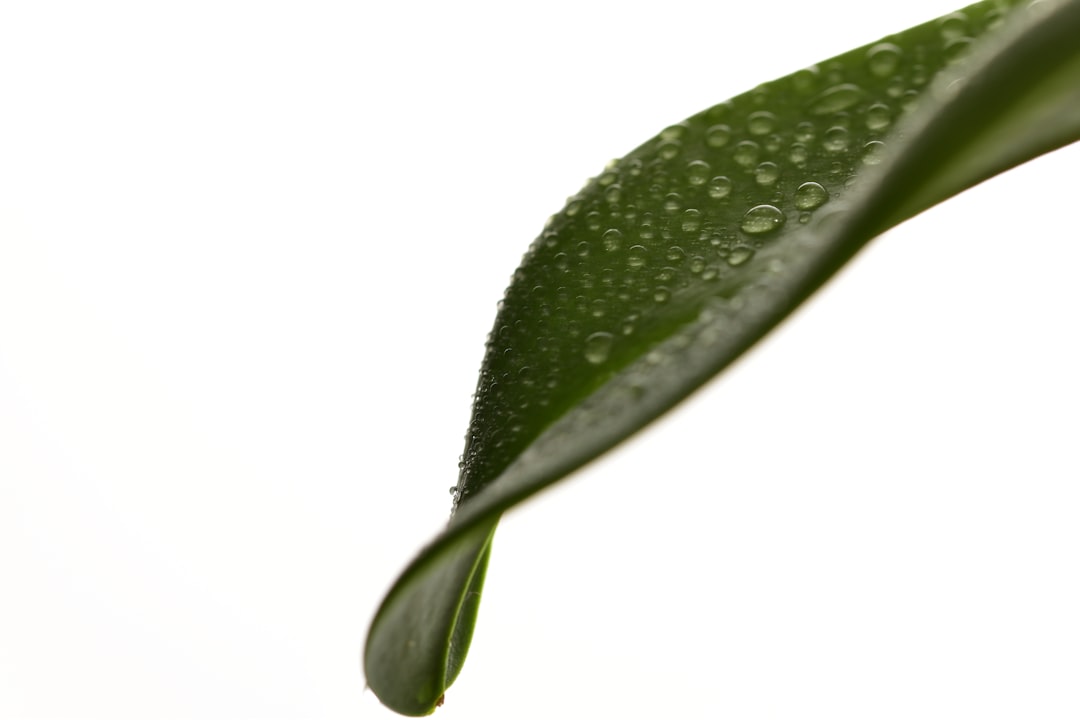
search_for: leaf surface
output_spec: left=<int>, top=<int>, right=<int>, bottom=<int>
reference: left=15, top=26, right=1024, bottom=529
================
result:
left=365, top=0, right=1080, bottom=713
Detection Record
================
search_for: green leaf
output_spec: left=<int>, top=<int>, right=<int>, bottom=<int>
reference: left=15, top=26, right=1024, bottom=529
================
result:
left=365, top=0, right=1080, bottom=714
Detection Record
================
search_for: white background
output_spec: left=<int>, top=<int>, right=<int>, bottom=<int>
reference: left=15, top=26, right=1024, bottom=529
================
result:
left=2, top=1, right=1078, bottom=718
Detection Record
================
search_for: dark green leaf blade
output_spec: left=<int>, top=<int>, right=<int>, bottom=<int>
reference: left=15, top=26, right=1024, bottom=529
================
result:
left=365, top=0, right=1080, bottom=714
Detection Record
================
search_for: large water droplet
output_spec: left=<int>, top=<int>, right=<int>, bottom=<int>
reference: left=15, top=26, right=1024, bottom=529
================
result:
left=740, top=205, right=786, bottom=235
left=862, top=140, right=886, bottom=165
left=584, top=332, right=614, bottom=364
left=866, top=43, right=902, bottom=78
left=808, top=83, right=865, bottom=115
left=794, top=181, right=828, bottom=210
left=681, top=209, right=702, bottom=233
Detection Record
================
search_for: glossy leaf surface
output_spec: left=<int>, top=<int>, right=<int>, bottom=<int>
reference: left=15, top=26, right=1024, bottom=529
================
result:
left=365, top=0, right=1080, bottom=714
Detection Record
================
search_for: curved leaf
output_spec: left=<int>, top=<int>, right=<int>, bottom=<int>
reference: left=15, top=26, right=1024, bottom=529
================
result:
left=365, top=0, right=1080, bottom=714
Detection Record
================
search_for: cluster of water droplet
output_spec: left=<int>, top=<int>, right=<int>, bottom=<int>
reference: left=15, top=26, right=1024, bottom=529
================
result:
left=452, top=3, right=1013, bottom=509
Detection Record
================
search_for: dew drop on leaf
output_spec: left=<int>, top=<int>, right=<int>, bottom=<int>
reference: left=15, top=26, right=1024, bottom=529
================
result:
left=754, top=162, right=780, bottom=186
left=708, top=176, right=733, bottom=199
left=686, top=160, right=712, bottom=186
left=865, top=103, right=893, bottom=131
left=602, top=228, right=623, bottom=252
left=733, top=140, right=761, bottom=168
left=705, top=123, right=733, bottom=148
left=583, top=332, right=614, bottom=365
left=726, top=246, right=755, bottom=266
left=866, top=42, right=903, bottom=78
left=808, top=83, right=865, bottom=115
left=747, top=111, right=777, bottom=135
left=794, top=181, right=829, bottom=210
left=740, top=204, right=786, bottom=235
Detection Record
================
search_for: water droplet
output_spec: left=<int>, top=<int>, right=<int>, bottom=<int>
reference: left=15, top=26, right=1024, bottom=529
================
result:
left=604, top=185, right=622, bottom=204
left=449, top=485, right=458, bottom=495
left=591, top=299, right=607, bottom=317
left=791, top=66, right=820, bottom=94
left=653, top=287, right=671, bottom=303
left=823, top=126, right=851, bottom=153
left=658, top=141, right=681, bottom=160
left=583, top=332, right=614, bottom=364
left=938, top=12, right=969, bottom=40
left=660, top=124, right=688, bottom=141
left=808, top=83, right=865, bottom=115
left=794, top=181, right=828, bottom=210
left=864, top=103, right=893, bottom=131
left=726, top=246, right=755, bottom=266
left=944, top=37, right=974, bottom=64
left=747, top=111, right=777, bottom=136
left=740, top=205, right=786, bottom=235
left=681, top=209, right=702, bottom=233
left=638, top=222, right=656, bottom=241
left=689, top=256, right=706, bottom=274
left=794, top=122, right=816, bottom=143
left=754, top=162, right=780, bottom=186
left=733, top=140, right=760, bottom=169
left=565, top=200, right=582, bottom=217
left=866, top=43, right=902, bottom=78
left=576, top=241, right=590, bottom=257
left=663, top=193, right=683, bottom=214
left=862, top=140, right=886, bottom=165
left=628, top=245, right=648, bottom=268
left=686, top=160, right=712, bottom=186
left=708, top=176, right=733, bottom=199
left=585, top=211, right=603, bottom=231
left=602, top=228, right=623, bottom=252
left=705, top=124, right=732, bottom=148
left=554, top=252, right=570, bottom=271
left=789, top=143, right=809, bottom=166
left=666, top=246, right=686, bottom=263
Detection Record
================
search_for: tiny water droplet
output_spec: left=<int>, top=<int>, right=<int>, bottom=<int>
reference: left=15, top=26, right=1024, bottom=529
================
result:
left=666, top=246, right=686, bottom=263
left=602, top=228, right=623, bottom=252
left=943, top=37, right=974, bottom=64
left=794, top=122, right=816, bottom=143
left=733, top=140, right=760, bottom=169
left=791, top=66, right=820, bottom=94
left=660, top=124, right=688, bottom=142
left=938, top=12, right=969, bottom=40
left=628, top=245, right=648, bottom=268
left=754, top=162, right=780, bottom=186
left=686, top=160, right=712, bottom=186
left=583, top=332, right=614, bottom=364
left=866, top=43, right=902, bottom=78
left=726, top=246, right=755, bottom=266
left=823, top=126, right=851, bottom=153
left=449, top=486, right=458, bottom=496
left=576, top=241, right=590, bottom=257
left=808, top=83, right=865, bottom=115
left=604, top=184, right=622, bottom=203
left=689, top=256, right=706, bottom=274
left=794, top=181, right=828, bottom=210
left=663, top=193, right=683, bottom=214
left=705, top=124, right=732, bottom=148
left=747, top=111, right=777, bottom=136
left=740, top=205, right=786, bottom=235
left=653, top=287, right=671, bottom=303
left=789, top=143, right=809, bottom=166
left=862, top=140, right=886, bottom=165
left=681, top=209, right=702, bottom=233
left=565, top=200, right=582, bottom=217
left=864, top=103, right=893, bottom=131
left=708, top=176, right=733, bottom=199
left=658, top=141, right=681, bottom=160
